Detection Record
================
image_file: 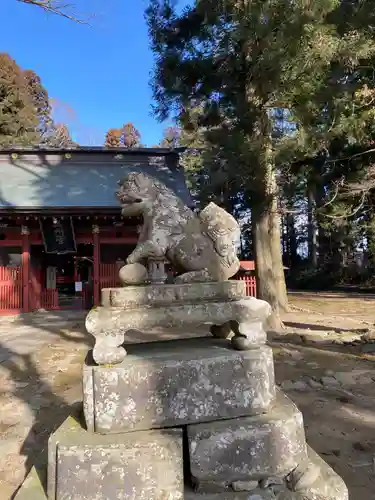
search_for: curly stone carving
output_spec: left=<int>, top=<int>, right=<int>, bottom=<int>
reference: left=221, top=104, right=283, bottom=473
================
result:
left=116, top=172, right=241, bottom=282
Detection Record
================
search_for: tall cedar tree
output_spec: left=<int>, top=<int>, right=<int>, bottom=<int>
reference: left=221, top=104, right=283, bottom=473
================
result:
left=146, top=0, right=374, bottom=328
left=23, top=69, right=53, bottom=139
left=0, top=53, right=39, bottom=146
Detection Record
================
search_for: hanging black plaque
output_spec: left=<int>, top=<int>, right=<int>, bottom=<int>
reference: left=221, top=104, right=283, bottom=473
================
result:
left=40, top=217, right=77, bottom=254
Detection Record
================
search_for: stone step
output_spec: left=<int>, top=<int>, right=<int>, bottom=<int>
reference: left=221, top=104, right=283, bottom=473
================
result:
left=83, top=339, right=275, bottom=433
left=47, top=416, right=184, bottom=500
left=187, top=391, right=307, bottom=491
left=185, top=445, right=348, bottom=499
left=15, top=446, right=348, bottom=500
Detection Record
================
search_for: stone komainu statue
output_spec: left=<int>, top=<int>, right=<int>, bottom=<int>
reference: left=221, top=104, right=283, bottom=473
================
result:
left=116, top=172, right=241, bottom=283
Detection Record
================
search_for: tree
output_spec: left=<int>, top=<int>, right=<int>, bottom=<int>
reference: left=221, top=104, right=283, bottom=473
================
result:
left=49, top=123, right=76, bottom=148
left=146, top=0, right=375, bottom=328
left=0, top=53, right=39, bottom=147
left=160, top=126, right=181, bottom=148
left=122, top=123, right=141, bottom=148
left=104, top=128, right=122, bottom=147
left=104, top=123, right=141, bottom=148
left=23, top=69, right=53, bottom=139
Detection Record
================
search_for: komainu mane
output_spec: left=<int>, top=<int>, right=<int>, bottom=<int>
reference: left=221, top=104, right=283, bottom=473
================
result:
left=116, top=172, right=240, bottom=282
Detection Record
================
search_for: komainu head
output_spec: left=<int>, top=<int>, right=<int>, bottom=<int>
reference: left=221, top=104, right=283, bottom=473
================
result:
left=116, top=172, right=159, bottom=216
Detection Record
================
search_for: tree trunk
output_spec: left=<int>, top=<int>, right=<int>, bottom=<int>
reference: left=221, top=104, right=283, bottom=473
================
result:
left=314, top=183, right=329, bottom=268
left=252, top=204, right=282, bottom=330
left=269, top=171, right=289, bottom=312
left=251, top=128, right=288, bottom=328
left=307, top=185, right=317, bottom=268
left=286, top=213, right=298, bottom=270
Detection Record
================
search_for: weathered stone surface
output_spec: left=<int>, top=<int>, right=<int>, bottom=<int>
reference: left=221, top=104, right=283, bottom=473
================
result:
left=184, top=488, right=276, bottom=499
left=83, top=339, right=275, bottom=433
left=116, top=172, right=240, bottom=282
left=231, top=480, right=259, bottom=492
left=185, top=446, right=348, bottom=499
left=13, top=444, right=349, bottom=500
left=86, top=292, right=271, bottom=365
left=187, top=391, right=307, bottom=487
left=285, top=447, right=348, bottom=500
left=118, top=263, right=148, bottom=285
left=101, top=280, right=246, bottom=308
left=48, top=416, right=183, bottom=500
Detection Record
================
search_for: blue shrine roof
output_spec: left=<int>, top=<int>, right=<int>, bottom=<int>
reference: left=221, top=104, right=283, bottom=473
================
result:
left=0, top=148, right=191, bottom=211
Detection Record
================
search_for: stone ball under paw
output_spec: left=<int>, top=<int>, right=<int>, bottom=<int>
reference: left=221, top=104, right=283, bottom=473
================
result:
left=119, top=263, right=148, bottom=285
left=231, top=335, right=252, bottom=350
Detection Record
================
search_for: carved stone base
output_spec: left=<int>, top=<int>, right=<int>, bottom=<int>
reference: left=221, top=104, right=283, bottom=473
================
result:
left=86, top=281, right=271, bottom=365
left=83, top=339, right=276, bottom=434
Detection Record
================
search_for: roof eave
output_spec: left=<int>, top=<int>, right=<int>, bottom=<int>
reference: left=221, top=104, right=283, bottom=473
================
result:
left=0, top=146, right=187, bottom=156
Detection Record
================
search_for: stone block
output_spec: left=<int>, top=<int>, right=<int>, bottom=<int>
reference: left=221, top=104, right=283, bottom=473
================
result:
left=83, top=339, right=275, bottom=433
left=187, top=391, right=307, bottom=488
left=101, top=281, right=246, bottom=308
left=47, top=416, right=183, bottom=500
left=13, top=444, right=349, bottom=500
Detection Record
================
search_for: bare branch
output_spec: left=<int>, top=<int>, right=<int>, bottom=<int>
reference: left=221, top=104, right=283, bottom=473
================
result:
left=321, top=178, right=344, bottom=208
left=322, top=192, right=367, bottom=220
left=16, top=0, right=88, bottom=23
left=326, top=147, right=375, bottom=164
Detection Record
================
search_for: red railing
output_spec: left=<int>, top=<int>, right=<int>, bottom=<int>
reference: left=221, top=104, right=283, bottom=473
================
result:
left=99, top=263, right=121, bottom=289
left=40, top=289, right=59, bottom=310
left=0, top=284, right=22, bottom=313
left=239, top=276, right=257, bottom=297
left=0, top=266, right=23, bottom=314
left=0, top=266, right=22, bottom=284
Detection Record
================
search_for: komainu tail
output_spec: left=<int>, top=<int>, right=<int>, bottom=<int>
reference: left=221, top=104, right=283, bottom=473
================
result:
left=199, top=202, right=241, bottom=274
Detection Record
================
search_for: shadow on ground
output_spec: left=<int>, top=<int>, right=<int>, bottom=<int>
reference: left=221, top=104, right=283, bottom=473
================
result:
left=0, top=311, right=92, bottom=498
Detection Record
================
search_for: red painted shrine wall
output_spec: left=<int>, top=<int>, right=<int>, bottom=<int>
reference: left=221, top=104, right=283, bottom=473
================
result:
left=0, top=227, right=257, bottom=315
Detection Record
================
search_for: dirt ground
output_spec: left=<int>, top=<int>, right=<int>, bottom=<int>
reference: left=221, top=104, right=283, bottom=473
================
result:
left=0, top=292, right=374, bottom=499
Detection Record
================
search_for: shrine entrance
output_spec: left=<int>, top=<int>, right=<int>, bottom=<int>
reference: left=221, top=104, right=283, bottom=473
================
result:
left=29, top=243, right=94, bottom=310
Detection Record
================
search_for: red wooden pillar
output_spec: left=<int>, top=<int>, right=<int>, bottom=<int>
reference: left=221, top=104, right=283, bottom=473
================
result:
left=93, top=225, right=100, bottom=306
left=21, top=225, right=30, bottom=313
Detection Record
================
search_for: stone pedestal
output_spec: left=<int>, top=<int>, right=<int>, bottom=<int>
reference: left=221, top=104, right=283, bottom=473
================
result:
left=14, top=281, right=348, bottom=500
left=83, top=339, right=275, bottom=433
left=85, top=281, right=271, bottom=365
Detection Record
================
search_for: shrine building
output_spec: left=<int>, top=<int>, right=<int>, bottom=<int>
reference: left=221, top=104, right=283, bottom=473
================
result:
left=0, top=147, right=190, bottom=315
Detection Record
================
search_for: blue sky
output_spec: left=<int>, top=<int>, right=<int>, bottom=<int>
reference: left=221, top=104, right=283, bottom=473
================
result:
left=1, top=0, right=186, bottom=146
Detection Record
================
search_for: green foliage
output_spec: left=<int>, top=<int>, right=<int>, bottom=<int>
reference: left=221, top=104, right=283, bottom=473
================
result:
left=0, top=53, right=75, bottom=148
left=23, top=69, right=53, bottom=139
left=0, top=53, right=39, bottom=147
left=146, top=0, right=375, bottom=295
